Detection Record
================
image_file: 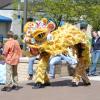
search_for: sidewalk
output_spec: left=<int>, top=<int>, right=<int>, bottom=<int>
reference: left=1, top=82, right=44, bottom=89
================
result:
left=0, top=76, right=100, bottom=100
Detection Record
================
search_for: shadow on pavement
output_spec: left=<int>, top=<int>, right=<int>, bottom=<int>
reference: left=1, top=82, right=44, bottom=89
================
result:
left=51, top=79, right=72, bottom=87
left=26, top=79, right=84, bottom=87
left=27, top=82, right=34, bottom=86
left=51, top=79, right=84, bottom=87
left=16, top=86, right=23, bottom=90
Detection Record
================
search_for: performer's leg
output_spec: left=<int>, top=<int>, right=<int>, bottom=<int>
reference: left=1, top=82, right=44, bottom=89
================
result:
left=44, top=73, right=51, bottom=86
left=33, top=54, right=50, bottom=89
left=72, top=59, right=91, bottom=86
left=81, top=71, right=91, bottom=86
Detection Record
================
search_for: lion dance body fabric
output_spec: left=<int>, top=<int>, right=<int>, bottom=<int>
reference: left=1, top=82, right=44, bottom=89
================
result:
left=24, top=20, right=91, bottom=88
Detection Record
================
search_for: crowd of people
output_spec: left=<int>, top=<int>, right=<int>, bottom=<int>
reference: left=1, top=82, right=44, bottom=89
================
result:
left=0, top=17, right=100, bottom=91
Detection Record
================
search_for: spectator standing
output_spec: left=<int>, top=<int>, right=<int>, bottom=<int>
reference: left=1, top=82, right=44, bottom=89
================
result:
left=1, top=31, right=22, bottom=92
left=89, top=31, right=100, bottom=76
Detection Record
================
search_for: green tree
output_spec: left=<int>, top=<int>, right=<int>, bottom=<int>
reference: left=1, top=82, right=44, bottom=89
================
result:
left=13, top=0, right=100, bottom=30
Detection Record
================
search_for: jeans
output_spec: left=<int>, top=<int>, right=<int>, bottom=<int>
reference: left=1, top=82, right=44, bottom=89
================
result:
left=49, top=55, right=77, bottom=77
left=89, top=50, right=100, bottom=75
left=28, top=56, right=37, bottom=75
left=49, top=56, right=62, bottom=77
left=60, top=54, right=77, bottom=65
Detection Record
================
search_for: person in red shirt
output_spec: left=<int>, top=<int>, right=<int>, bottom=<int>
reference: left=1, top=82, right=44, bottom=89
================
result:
left=1, top=31, right=22, bottom=92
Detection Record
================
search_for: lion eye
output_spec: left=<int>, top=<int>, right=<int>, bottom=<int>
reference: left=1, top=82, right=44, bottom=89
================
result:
left=38, top=34, right=43, bottom=38
left=38, top=33, right=45, bottom=38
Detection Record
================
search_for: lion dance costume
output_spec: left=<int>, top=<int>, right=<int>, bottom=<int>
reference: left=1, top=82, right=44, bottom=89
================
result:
left=24, top=19, right=91, bottom=88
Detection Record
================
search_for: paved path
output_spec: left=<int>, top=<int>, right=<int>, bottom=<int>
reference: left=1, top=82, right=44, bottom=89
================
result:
left=0, top=76, right=100, bottom=100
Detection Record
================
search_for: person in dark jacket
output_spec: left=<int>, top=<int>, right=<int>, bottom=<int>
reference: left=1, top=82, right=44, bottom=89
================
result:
left=89, top=31, right=100, bottom=76
left=0, top=42, right=3, bottom=55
